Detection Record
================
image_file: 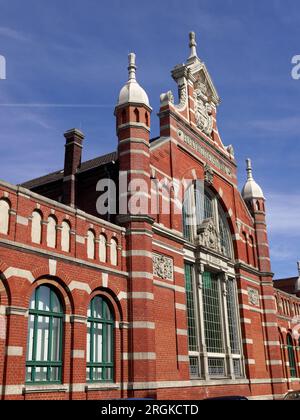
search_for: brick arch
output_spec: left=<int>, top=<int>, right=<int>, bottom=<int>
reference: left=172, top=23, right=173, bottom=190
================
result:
left=27, top=265, right=74, bottom=314
left=86, top=287, right=124, bottom=323
left=0, top=260, right=11, bottom=306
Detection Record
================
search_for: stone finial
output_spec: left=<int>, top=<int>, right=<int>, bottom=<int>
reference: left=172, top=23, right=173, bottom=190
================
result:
left=246, top=158, right=254, bottom=181
left=297, top=261, right=300, bottom=276
left=188, top=31, right=198, bottom=59
left=128, top=53, right=137, bottom=81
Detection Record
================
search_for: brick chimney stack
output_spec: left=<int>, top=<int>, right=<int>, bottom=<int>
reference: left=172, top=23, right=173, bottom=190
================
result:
left=63, top=128, right=84, bottom=207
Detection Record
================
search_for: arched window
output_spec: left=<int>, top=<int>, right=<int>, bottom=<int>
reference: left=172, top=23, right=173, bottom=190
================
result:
left=121, top=109, right=127, bottom=125
left=47, top=216, right=57, bottom=248
left=61, top=221, right=71, bottom=252
left=31, top=211, right=42, bottom=244
left=145, top=112, right=149, bottom=127
left=87, top=230, right=95, bottom=260
left=99, top=234, right=107, bottom=263
left=182, top=183, right=233, bottom=259
left=110, top=238, right=118, bottom=266
left=26, top=285, right=63, bottom=383
left=87, top=296, right=114, bottom=383
left=287, top=334, right=297, bottom=378
left=0, top=199, right=10, bottom=235
left=249, top=236, right=256, bottom=267
left=134, top=108, right=140, bottom=123
left=242, top=232, right=249, bottom=264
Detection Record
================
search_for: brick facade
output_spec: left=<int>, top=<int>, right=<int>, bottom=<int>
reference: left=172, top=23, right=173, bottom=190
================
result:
left=0, top=33, right=299, bottom=400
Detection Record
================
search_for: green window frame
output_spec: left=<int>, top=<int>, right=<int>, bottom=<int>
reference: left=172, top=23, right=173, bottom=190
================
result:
left=287, top=335, right=297, bottom=378
left=87, top=296, right=114, bottom=383
left=26, top=285, right=64, bottom=384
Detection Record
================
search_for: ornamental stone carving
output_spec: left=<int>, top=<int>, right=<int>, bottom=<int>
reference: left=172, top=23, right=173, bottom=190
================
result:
left=153, top=253, right=174, bottom=282
left=193, top=84, right=214, bottom=136
left=248, top=288, right=260, bottom=307
left=197, top=218, right=221, bottom=254
left=204, top=164, right=214, bottom=185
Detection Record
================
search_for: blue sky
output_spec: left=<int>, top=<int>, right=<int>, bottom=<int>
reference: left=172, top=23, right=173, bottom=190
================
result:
left=0, top=0, right=299, bottom=278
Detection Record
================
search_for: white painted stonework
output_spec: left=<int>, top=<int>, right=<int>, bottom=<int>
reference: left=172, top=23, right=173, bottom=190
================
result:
left=0, top=199, right=10, bottom=234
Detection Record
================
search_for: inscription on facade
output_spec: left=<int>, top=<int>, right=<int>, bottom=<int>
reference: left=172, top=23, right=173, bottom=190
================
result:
left=153, top=253, right=174, bottom=282
left=177, top=129, right=232, bottom=177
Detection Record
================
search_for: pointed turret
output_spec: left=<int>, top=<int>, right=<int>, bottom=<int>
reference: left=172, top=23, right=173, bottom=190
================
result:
left=242, top=159, right=265, bottom=201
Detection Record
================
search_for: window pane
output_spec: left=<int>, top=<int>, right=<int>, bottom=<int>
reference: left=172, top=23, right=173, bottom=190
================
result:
left=208, top=358, right=225, bottom=377
left=26, top=367, right=32, bottom=383
left=37, top=286, right=51, bottom=311
left=87, top=322, right=91, bottom=363
left=36, top=316, right=49, bottom=361
left=27, top=314, right=35, bottom=361
left=105, top=368, right=113, bottom=381
left=51, top=291, right=62, bottom=313
left=86, top=367, right=90, bottom=382
left=226, top=280, right=241, bottom=355
left=35, top=366, right=47, bottom=382
left=202, top=272, right=224, bottom=354
left=93, top=297, right=103, bottom=319
left=184, top=264, right=198, bottom=353
left=49, top=367, right=60, bottom=382
left=93, top=367, right=103, bottom=382
left=51, top=318, right=61, bottom=362
left=93, top=323, right=103, bottom=363
left=103, top=301, right=113, bottom=321
left=106, top=325, right=113, bottom=363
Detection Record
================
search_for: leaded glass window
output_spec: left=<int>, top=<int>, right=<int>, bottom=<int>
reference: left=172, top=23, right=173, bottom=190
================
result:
left=287, top=335, right=297, bottom=378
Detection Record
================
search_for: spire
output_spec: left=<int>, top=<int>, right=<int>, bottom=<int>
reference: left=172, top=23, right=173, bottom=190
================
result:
left=188, top=31, right=198, bottom=60
left=128, top=53, right=137, bottom=81
left=117, top=53, right=150, bottom=108
left=297, top=261, right=300, bottom=276
left=246, top=158, right=254, bottom=181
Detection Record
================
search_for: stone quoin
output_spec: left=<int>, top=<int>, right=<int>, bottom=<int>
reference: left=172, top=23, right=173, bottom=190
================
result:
left=0, top=33, right=299, bottom=400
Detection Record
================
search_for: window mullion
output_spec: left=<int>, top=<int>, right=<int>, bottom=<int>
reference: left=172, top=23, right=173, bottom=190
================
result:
left=197, top=268, right=209, bottom=380
left=220, top=275, right=234, bottom=379
left=47, top=315, right=53, bottom=382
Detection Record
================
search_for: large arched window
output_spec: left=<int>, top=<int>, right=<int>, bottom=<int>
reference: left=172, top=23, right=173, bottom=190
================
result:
left=87, top=296, right=114, bottom=383
left=31, top=210, right=42, bottom=244
left=0, top=199, right=10, bottom=235
left=26, top=285, right=63, bottom=384
left=183, top=183, right=233, bottom=259
left=287, top=334, right=297, bottom=378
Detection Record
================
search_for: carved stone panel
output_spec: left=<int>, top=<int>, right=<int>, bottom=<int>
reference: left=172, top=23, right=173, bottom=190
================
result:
left=204, top=164, right=214, bottom=185
left=153, top=253, right=174, bottom=282
left=248, top=288, right=260, bottom=307
left=197, top=218, right=221, bottom=254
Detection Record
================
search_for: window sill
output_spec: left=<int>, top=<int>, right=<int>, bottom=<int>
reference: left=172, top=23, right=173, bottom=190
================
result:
left=190, top=378, right=248, bottom=387
left=85, top=383, right=119, bottom=392
left=23, top=384, right=68, bottom=394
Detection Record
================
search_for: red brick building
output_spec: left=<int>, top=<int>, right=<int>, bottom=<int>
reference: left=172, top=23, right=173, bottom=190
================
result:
left=0, top=32, right=299, bottom=400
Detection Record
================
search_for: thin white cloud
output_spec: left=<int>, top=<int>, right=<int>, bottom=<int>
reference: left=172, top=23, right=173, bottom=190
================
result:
left=267, top=192, right=300, bottom=235
left=0, top=26, right=30, bottom=42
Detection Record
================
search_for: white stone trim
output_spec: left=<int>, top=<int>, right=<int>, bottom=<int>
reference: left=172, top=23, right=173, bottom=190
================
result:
left=243, top=339, right=254, bottom=345
left=117, top=292, right=127, bottom=301
left=16, top=215, right=28, bottom=226
left=245, top=359, right=256, bottom=365
left=266, top=360, right=282, bottom=366
left=241, top=318, right=252, bottom=324
left=130, top=322, right=155, bottom=330
left=102, top=273, right=108, bottom=288
left=49, top=259, right=57, bottom=276
left=71, top=350, right=85, bottom=359
left=177, top=355, right=189, bottom=362
left=153, top=280, right=185, bottom=293
left=122, top=353, right=156, bottom=361
left=123, top=250, right=152, bottom=258
left=175, top=303, right=187, bottom=311
left=129, top=292, right=154, bottom=300
left=69, top=281, right=91, bottom=294
left=176, top=329, right=188, bottom=336
left=130, top=272, right=153, bottom=280
left=4, top=267, right=34, bottom=284
left=76, top=235, right=85, bottom=244
left=6, top=346, right=23, bottom=356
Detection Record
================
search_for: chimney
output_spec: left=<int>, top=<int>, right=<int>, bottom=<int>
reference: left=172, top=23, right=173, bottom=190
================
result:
left=63, top=128, right=84, bottom=207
